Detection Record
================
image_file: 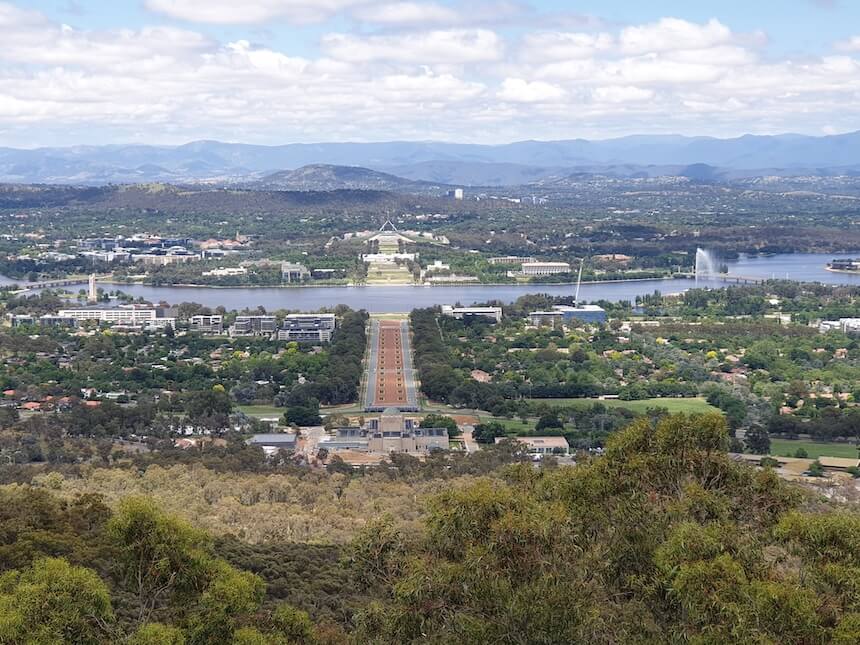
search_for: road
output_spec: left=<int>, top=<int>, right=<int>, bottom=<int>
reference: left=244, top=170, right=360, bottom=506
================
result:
left=364, top=318, right=418, bottom=411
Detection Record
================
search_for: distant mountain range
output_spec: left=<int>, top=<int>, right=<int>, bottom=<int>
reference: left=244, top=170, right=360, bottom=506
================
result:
left=2, top=132, right=860, bottom=187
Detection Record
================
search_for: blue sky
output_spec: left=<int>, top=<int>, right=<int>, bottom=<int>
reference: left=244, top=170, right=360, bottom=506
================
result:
left=2, top=0, right=860, bottom=146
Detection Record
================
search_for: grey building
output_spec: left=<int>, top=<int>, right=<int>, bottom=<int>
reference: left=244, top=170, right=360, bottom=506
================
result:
left=231, top=315, right=277, bottom=336
left=277, top=314, right=336, bottom=343
left=282, top=262, right=310, bottom=283
left=6, top=314, right=34, bottom=327
left=319, top=427, right=370, bottom=451
left=190, top=315, right=224, bottom=334
left=248, top=433, right=297, bottom=455
left=39, top=315, right=79, bottom=328
left=529, top=304, right=606, bottom=326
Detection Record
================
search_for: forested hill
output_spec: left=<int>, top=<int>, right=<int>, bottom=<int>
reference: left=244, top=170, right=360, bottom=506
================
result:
left=251, top=164, right=449, bottom=193
left=0, top=183, right=400, bottom=212
left=1, top=413, right=859, bottom=643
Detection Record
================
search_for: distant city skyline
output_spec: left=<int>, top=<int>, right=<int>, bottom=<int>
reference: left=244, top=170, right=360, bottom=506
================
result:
left=2, top=1, right=860, bottom=147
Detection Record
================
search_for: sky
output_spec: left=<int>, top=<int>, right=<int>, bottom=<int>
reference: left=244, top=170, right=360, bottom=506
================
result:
left=2, top=0, right=860, bottom=147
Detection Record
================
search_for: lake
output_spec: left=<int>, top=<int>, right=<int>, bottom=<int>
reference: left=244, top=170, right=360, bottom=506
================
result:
left=2, top=252, right=858, bottom=312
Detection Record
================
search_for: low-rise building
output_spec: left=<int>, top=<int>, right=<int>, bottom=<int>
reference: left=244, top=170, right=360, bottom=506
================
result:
left=529, top=304, right=607, bottom=326
left=247, top=433, right=297, bottom=456
left=202, top=267, right=247, bottom=277
left=498, top=436, right=570, bottom=455
left=57, top=304, right=173, bottom=328
left=441, top=305, right=502, bottom=322
left=277, top=313, right=336, bottom=343
left=310, top=268, right=343, bottom=280
left=282, top=262, right=310, bottom=283
left=189, top=315, right=224, bottom=334
left=361, top=253, right=417, bottom=263
left=5, top=314, right=34, bottom=327
left=319, top=427, right=369, bottom=452
left=366, top=411, right=449, bottom=453
left=321, top=410, right=449, bottom=458
left=819, top=318, right=860, bottom=335
left=231, top=315, right=277, bottom=337
left=521, top=261, right=571, bottom=275
left=39, top=315, right=79, bottom=328
left=79, top=250, right=132, bottom=263
left=488, top=255, right=536, bottom=265
left=132, top=252, right=200, bottom=266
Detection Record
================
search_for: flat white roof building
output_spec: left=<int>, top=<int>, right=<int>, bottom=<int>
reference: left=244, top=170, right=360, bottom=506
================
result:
left=57, top=305, right=175, bottom=330
left=496, top=436, right=569, bottom=455
left=521, top=262, right=571, bottom=275
left=529, top=304, right=607, bottom=326
left=488, top=256, right=536, bottom=265
left=441, top=305, right=502, bottom=323
left=58, top=305, right=158, bottom=323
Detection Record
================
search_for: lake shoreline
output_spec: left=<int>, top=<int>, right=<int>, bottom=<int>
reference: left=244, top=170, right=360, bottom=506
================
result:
left=97, top=274, right=690, bottom=290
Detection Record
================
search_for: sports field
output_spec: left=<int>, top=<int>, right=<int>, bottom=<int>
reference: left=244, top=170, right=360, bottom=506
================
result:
left=770, top=439, right=859, bottom=459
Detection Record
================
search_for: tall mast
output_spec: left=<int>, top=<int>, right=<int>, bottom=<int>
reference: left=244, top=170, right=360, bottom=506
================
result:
left=574, top=258, right=584, bottom=305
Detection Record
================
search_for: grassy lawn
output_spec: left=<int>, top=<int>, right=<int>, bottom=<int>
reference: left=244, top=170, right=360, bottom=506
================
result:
left=237, top=405, right=284, bottom=419
left=477, top=416, right=536, bottom=433
left=526, top=397, right=719, bottom=415
left=770, top=438, right=859, bottom=459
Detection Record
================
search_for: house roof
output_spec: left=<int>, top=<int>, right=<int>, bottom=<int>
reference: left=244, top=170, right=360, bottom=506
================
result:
left=497, top=436, right=570, bottom=448
left=248, top=433, right=297, bottom=445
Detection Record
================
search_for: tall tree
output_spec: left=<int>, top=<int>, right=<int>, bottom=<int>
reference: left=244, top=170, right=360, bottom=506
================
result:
left=0, top=557, right=114, bottom=644
left=107, top=496, right=210, bottom=624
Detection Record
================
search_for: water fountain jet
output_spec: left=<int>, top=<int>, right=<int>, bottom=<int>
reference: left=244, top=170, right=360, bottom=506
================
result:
left=695, top=248, right=718, bottom=286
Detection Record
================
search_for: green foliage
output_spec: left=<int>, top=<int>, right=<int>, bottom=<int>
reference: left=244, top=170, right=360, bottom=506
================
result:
left=271, top=604, right=316, bottom=644
left=232, top=627, right=271, bottom=644
left=129, top=623, right=187, bottom=645
left=419, top=413, right=460, bottom=437
left=472, top=421, right=506, bottom=444
left=0, top=557, right=114, bottom=644
left=107, top=496, right=211, bottom=624
left=285, top=400, right=322, bottom=427
left=808, top=460, right=825, bottom=477
left=744, top=424, right=771, bottom=454
left=343, top=516, right=406, bottom=590
left=0, top=487, right=111, bottom=572
left=833, top=613, right=860, bottom=644
left=349, top=413, right=837, bottom=644
left=186, top=560, right=265, bottom=645
left=535, top=412, right=564, bottom=431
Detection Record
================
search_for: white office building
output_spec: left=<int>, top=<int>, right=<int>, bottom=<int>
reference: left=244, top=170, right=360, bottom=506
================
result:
left=441, top=305, right=502, bottom=323
left=520, top=262, right=571, bottom=276
left=277, top=314, right=336, bottom=343
left=59, top=305, right=158, bottom=324
left=57, top=305, right=175, bottom=330
left=488, top=256, right=536, bottom=265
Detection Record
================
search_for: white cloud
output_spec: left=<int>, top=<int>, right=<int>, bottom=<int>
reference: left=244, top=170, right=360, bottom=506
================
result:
left=321, top=29, right=503, bottom=63
left=620, top=18, right=734, bottom=55
left=498, top=78, right=565, bottom=103
left=351, top=2, right=459, bottom=25
left=592, top=85, right=654, bottom=103
left=145, top=0, right=369, bottom=24
left=0, top=5, right=859, bottom=145
left=835, top=35, right=860, bottom=52
left=520, top=32, right=613, bottom=62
